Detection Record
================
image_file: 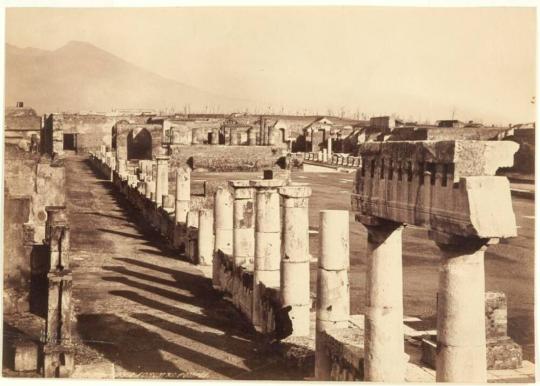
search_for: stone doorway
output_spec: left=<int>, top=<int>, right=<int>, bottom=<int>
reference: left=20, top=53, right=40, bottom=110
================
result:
left=127, top=128, right=152, bottom=160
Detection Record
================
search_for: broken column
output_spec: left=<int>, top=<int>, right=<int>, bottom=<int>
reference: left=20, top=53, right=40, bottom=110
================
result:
left=198, top=209, right=214, bottom=266
left=250, top=178, right=285, bottom=330
left=43, top=206, right=73, bottom=378
left=175, top=167, right=191, bottom=224
left=316, top=210, right=350, bottom=380
left=279, top=184, right=312, bottom=336
left=359, top=215, right=406, bottom=382
left=229, top=180, right=255, bottom=267
left=431, top=232, right=490, bottom=383
left=229, top=180, right=255, bottom=309
left=186, top=210, right=199, bottom=263
left=154, top=155, right=169, bottom=208
left=213, top=187, right=233, bottom=288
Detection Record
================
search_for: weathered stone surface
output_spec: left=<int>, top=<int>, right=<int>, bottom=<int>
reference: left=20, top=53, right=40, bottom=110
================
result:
left=436, top=242, right=488, bottom=382
left=363, top=221, right=406, bottom=382
left=13, top=340, right=39, bottom=372
left=316, top=210, right=350, bottom=380
left=280, top=184, right=311, bottom=337
left=352, top=141, right=518, bottom=239
left=358, top=140, right=519, bottom=181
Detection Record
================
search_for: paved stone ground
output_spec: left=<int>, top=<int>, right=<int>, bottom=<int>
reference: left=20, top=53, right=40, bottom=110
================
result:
left=66, top=156, right=303, bottom=379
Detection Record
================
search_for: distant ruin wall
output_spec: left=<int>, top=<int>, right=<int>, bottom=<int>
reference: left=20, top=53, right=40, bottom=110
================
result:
left=168, top=145, right=286, bottom=172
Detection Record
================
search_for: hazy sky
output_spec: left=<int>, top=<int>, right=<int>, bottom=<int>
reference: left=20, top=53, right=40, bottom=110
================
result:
left=6, top=7, right=536, bottom=124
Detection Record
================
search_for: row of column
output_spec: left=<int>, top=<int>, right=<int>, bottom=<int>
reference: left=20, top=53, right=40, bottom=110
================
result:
left=212, top=178, right=313, bottom=335
left=104, top=152, right=489, bottom=383
left=354, top=214, right=490, bottom=383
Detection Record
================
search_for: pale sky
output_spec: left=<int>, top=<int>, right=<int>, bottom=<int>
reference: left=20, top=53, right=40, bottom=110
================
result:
left=5, top=6, right=536, bottom=124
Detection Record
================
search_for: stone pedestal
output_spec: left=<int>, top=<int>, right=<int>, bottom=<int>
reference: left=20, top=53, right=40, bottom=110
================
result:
left=155, top=156, right=169, bottom=208
left=316, top=210, right=350, bottom=380
left=432, top=232, right=490, bottom=383
left=250, top=179, right=285, bottom=330
left=279, top=184, right=312, bottom=337
left=175, top=167, right=190, bottom=224
left=360, top=216, right=406, bottom=382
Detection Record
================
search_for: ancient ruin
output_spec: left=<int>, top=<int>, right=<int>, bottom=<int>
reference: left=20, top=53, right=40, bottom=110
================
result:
left=2, top=8, right=535, bottom=381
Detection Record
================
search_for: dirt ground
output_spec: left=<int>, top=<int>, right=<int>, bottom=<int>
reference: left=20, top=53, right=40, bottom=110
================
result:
left=66, top=157, right=304, bottom=379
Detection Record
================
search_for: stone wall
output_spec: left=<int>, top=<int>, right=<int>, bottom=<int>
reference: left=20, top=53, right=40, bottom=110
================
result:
left=5, top=106, right=42, bottom=148
left=168, top=145, right=285, bottom=172
left=4, top=145, right=66, bottom=314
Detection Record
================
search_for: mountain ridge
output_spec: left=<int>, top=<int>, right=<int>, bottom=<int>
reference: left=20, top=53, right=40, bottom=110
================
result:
left=6, top=41, right=255, bottom=114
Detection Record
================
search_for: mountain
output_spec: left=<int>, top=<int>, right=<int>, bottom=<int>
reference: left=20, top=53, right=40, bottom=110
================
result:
left=5, top=41, right=254, bottom=114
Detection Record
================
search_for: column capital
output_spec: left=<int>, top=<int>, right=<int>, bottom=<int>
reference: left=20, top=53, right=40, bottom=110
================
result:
left=155, top=155, right=170, bottom=162
left=229, top=180, right=254, bottom=199
left=429, top=230, right=497, bottom=253
left=279, top=184, right=312, bottom=199
left=356, top=214, right=403, bottom=230
left=249, top=179, right=285, bottom=190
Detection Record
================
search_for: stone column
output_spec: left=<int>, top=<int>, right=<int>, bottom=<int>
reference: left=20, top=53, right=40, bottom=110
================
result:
left=230, top=127, right=239, bottom=145
left=268, top=127, right=277, bottom=146
left=198, top=209, right=214, bottom=266
left=248, top=129, right=257, bottom=146
left=250, top=179, right=285, bottom=330
left=211, top=128, right=220, bottom=145
left=117, top=158, right=127, bottom=178
left=229, top=180, right=255, bottom=267
left=186, top=210, right=199, bottom=262
left=316, top=210, right=350, bottom=380
left=327, top=136, right=332, bottom=158
left=145, top=180, right=154, bottom=200
left=431, top=232, right=490, bottom=383
left=322, top=148, right=328, bottom=163
left=155, top=155, right=169, bottom=208
left=213, top=187, right=233, bottom=288
left=359, top=215, right=406, bottom=382
left=279, top=184, right=312, bottom=336
left=175, top=167, right=190, bottom=224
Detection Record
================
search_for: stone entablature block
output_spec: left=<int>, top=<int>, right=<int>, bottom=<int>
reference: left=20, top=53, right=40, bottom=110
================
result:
left=351, top=140, right=519, bottom=239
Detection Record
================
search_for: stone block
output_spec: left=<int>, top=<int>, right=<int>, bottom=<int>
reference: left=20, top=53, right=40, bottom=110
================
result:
left=485, top=292, right=508, bottom=339
left=13, top=340, right=39, bottom=372
left=352, top=140, right=518, bottom=239
left=43, top=343, right=74, bottom=378
left=487, top=337, right=522, bottom=370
